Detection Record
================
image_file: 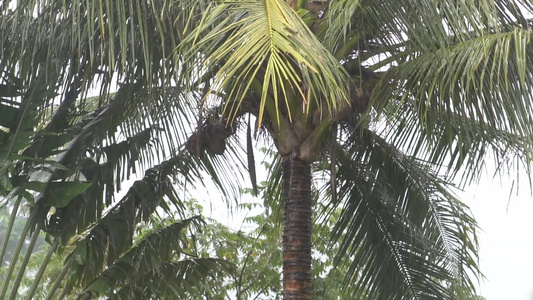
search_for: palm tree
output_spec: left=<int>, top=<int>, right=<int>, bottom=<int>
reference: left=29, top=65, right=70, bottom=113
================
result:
left=2, top=0, right=533, bottom=299
left=0, top=72, right=232, bottom=299
left=180, top=0, right=533, bottom=298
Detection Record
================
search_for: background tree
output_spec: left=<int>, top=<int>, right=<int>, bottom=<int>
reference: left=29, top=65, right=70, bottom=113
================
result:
left=186, top=187, right=364, bottom=300
left=0, top=207, right=48, bottom=267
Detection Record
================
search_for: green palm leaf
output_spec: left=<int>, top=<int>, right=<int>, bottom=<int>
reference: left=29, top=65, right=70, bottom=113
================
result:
left=181, top=0, right=350, bottom=126
left=374, top=28, right=533, bottom=135
left=332, top=129, right=479, bottom=299
left=381, top=95, right=533, bottom=186
left=77, top=218, right=228, bottom=299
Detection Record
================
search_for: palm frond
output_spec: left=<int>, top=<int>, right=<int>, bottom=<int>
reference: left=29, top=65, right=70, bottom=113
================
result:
left=76, top=218, right=225, bottom=299
left=331, top=128, right=479, bottom=299
left=373, top=28, right=533, bottom=183
left=181, top=0, right=350, bottom=126
left=53, top=152, right=197, bottom=290
left=0, top=78, right=206, bottom=297
left=381, top=95, right=533, bottom=186
left=323, top=0, right=532, bottom=59
left=1, top=0, right=193, bottom=94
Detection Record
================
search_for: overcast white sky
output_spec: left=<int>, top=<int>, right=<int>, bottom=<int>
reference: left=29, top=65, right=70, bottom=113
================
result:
left=461, top=169, right=533, bottom=300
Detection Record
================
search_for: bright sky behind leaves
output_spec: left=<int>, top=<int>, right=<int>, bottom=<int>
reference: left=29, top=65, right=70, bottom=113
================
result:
left=462, top=169, right=533, bottom=300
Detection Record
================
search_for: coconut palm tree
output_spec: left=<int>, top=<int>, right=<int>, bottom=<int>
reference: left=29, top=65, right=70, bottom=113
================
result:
left=2, top=0, right=533, bottom=299
left=178, top=0, right=533, bottom=298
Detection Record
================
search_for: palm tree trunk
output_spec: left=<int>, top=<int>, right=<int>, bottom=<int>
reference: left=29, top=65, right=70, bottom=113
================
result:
left=282, top=150, right=312, bottom=299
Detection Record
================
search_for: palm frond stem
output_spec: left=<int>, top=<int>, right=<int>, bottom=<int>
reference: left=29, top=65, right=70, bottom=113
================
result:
left=0, top=207, right=35, bottom=299
left=45, top=253, right=75, bottom=300
left=0, top=195, right=22, bottom=268
left=25, top=239, right=60, bottom=300
left=9, top=223, right=42, bottom=300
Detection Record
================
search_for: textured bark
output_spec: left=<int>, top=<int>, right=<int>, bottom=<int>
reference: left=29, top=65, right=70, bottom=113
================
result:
left=282, top=150, right=312, bottom=299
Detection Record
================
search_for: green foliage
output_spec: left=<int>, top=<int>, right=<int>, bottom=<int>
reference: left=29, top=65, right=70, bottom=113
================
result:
left=0, top=208, right=48, bottom=266
left=185, top=196, right=365, bottom=300
left=182, top=0, right=350, bottom=126
left=77, top=217, right=233, bottom=300
left=2, top=0, right=533, bottom=299
left=0, top=64, right=230, bottom=298
left=193, top=206, right=284, bottom=299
